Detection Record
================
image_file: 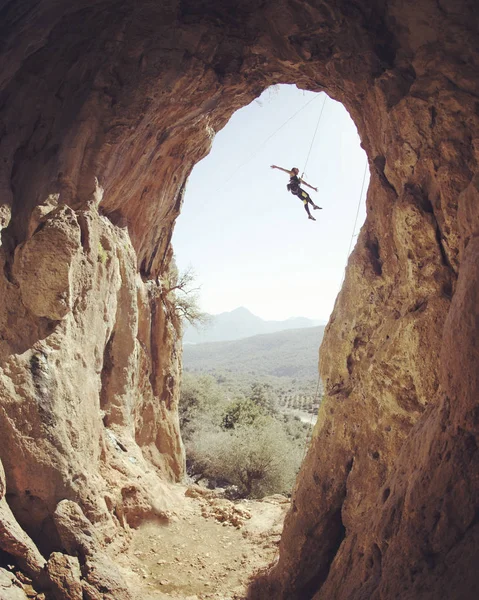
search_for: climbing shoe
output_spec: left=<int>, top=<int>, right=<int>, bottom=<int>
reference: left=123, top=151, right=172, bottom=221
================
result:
left=308, top=215, right=316, bottom=221
left=313, top=205, right=322, bottom=210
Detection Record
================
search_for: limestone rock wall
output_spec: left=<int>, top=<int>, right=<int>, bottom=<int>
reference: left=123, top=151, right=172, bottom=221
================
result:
left=0, top=0, right=478, bottom=598
left=0, top=190, right=184, bottom=557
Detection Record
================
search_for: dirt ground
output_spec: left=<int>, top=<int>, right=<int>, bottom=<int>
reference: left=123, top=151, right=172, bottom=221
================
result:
left=116, top=486, right=289, bottom=600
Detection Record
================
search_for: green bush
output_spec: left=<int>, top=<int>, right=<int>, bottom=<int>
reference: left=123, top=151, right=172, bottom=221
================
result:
left=222, top=398, right=265, bottom=429
left=179, top=373, right=228, bottom=440
left=187, top=419, right=301, bottom=498
left=249, top=382, right=278, bottom=415
left=179, top=371, right=314, bottom=498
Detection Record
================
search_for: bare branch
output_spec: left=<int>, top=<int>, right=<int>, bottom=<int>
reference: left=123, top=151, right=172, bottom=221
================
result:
left=162, top=263, right=209, bottom=327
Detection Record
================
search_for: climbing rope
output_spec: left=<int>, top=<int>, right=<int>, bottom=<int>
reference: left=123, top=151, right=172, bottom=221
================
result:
left=300, top=370, right=322, bottom=464
left=339, top=158, right=369, bottom=290
left=270, top=369, right=322, bottom=567
left=267, top=132, right=367, bottom=573
left=299, top=161, right=368, bottom=460
left=346, top=159, right=369, bottom=258
left=301, top=93, right=327, bottom=179
left=215, top=92, right=322, bottom=193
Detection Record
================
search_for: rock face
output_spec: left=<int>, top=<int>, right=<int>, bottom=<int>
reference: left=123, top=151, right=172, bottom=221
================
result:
left=0, top=0, right=478, bottom=598
left=1, top=193, right=184, bottom=532
left=0, top=126, right=184, bottom=595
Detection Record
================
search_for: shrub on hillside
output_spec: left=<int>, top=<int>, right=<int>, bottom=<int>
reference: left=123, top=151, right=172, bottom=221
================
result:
left=179, top=373, right=229, bottom=440
left=187, top=419, right=301, bottom=498
left=249, top=381, right=278, bottom=415
left=180, top=372, right=312, bottom=498
left=222, top=398, right=265, bottom=429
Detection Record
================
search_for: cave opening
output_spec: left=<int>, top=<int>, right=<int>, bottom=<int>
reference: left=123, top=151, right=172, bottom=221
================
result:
left=174, top=83, right=368, bottom=326
left=1, top=1, right=478, bottom=598
left=173, top=83, right=369, bottom=500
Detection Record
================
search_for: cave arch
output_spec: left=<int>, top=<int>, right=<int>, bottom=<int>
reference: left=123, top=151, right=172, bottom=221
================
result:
left=0, top=1, right=478, bottom=599
left=173, top=84, right=368, bottom=323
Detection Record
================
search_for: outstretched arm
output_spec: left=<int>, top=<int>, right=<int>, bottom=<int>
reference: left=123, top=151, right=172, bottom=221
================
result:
left=270, top=164, right=291, bottom=175
left=301, top=179, right=318, bottom=192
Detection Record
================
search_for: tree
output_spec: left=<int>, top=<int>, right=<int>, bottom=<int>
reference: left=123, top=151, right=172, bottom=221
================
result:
left=187, top=419, right=302, bottom=498
left=222, top=398, right=265, bottom=429
left=249, top=382, right=277, bottom=415
left=179, top=372, right=227, bottom=440
left=162, top=262, right=209, bottom=327
left=180, top=372, right=312, bottom=498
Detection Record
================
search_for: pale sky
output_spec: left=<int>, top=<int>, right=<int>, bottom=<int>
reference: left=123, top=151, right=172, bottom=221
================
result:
left=172, top=84, right=369, bottom=322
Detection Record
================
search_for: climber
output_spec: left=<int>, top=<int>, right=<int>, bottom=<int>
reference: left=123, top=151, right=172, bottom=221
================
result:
left=270, top=165, right=322, bottom=220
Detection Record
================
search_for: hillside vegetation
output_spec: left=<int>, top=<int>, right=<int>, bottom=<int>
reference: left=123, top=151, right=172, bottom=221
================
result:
left=180, top=374, right=314, bottom=498
left=184, top=325, right=325, bottom=379
left=180, top=326, right=325, bottom=497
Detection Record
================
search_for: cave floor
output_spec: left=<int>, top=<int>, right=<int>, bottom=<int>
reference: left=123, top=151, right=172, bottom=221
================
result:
left=116, top=487, right=288, bottom=600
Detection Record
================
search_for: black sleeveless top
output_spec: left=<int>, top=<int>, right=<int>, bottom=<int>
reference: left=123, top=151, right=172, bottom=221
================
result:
left=288, top=175, right=301, bottom=193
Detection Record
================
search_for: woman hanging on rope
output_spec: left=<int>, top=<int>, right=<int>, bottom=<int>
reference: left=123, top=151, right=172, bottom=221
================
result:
left=270, top=165, right=322, bottom=221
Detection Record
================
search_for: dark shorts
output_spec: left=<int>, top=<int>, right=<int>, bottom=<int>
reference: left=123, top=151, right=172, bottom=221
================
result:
left=291, top=188, right=310, bottom=204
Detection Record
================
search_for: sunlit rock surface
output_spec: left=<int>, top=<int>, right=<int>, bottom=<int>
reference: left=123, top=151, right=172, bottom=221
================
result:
left=0, top=0, right=478, bottom=598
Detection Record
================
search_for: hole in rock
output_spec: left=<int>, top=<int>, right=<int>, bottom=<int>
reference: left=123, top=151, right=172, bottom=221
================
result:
left=0, top=548, right=18, bottom=571
left=169, top=85, right=369, bottom=585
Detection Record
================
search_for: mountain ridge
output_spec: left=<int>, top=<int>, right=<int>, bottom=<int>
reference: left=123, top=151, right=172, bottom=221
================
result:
left=184, top=306, right=325, bottom=344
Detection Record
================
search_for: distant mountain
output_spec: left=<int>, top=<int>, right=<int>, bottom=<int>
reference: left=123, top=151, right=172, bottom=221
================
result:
left=183, top=325, right=325, bottom=380
left=183, top=306, right=325, bottom=344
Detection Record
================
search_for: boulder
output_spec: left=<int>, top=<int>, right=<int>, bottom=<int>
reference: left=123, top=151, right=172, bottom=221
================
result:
left=0, top=569, right=31, bottom=600
left=45, top=552, right=83, bottom=600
